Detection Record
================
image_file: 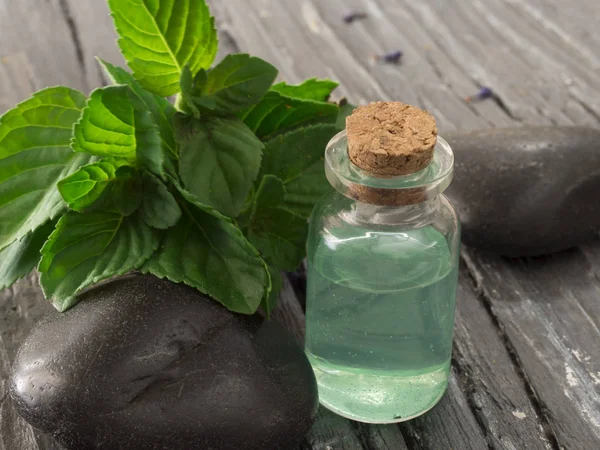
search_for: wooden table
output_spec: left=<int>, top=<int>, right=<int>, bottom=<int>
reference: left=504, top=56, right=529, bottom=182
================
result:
left=1, top=1, right=599, bottom=449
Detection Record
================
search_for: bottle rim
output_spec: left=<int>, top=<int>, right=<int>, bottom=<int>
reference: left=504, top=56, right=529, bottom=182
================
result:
left=324, top=130, right=454, bottom=203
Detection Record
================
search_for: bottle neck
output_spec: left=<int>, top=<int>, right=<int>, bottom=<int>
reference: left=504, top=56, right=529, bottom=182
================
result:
left=341, top=196, right=442, bottom=227
left=325, top=131, right=454, bottom=207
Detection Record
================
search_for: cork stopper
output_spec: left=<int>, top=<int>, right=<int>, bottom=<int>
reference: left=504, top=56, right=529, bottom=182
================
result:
left=344, top=102, right=438, bottom=206
left=346, top=102, right=437, bottom=177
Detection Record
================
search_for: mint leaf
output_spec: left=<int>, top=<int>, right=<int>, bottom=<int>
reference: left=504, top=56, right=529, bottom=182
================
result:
left=39, top=211, right=159, bottom=311
left=284, top=160, right=330, bottom=218
left=248, top=207, right=307, bottom=272
left=261, top=124, right=337, bottom=219
left=141, top=172, right=181, bottom=229
left=134, top=99, right=165, bottom=177
left=261, top=265, right=282, bottom=317
left=143, top=200, right=268, bottom=314
left=251, top=174, right=286, bottom=213
left=72, top=86, right=164, bottom=176
left=179, top=66, right=202, bottom=118
left=171, top=177, right=226, bottom=219
left=108, top=0, right=218, bottom=96
left=261, top=124, right=337, bottom=182
left=271, top=78, right=338, bottom=102
left=175, top=114, right=263, bottom=218
left=58, top=158, right=133, bottom=212
left=240, top=91, right=338, bottom=139
left=182, top=54, right=278, bottom=114
left=72, top=86, right=137, bottom=161
left=0, top=221, right=54, bottom=290
left=246, top=175, right=307, bottom=271
left=0, top=87, right=92, bottom=251
left=112, top=176, right=143, bottom=217
left=99, top=59, right=177, bottom=161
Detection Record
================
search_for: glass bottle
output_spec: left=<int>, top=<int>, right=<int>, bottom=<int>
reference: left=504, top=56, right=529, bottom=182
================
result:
left=305, top=130, right=460, bottom=424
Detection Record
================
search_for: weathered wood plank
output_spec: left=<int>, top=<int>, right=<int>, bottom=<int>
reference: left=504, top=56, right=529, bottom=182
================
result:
left=463, top=248, right=600, bottom=448
left=0, top=0, right=89, bottom=96
left=448, top=0, right=600, bottom=124
left=305, top=0, right=516, bottom=131
left=453, top=267, right=553, bottom=449
left=62, top=0, right=124, bottom=88
left=0, top=53, right=37, bottom=115
left=2, top=0, right=600, bottom=449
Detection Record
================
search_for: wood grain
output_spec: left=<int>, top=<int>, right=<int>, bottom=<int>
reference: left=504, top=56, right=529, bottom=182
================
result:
left=0, top=0, right=89, bottom=96
left=1, top=0, right=600, bottom=448
left=463, top=248, right=600, bottom=448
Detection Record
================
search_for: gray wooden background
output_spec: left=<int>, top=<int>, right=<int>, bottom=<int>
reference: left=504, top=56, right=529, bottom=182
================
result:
left=1, top=0, right=599, bottom=449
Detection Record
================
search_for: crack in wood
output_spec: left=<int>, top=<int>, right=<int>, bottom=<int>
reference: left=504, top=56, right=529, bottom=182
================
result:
left=571, top=96, right=600, bottom=124
left=397, top=421, right=423, bottom=450
left=450, top=351, right=500, bottom=450
left=57, top=0, right=86, bottom=75
left=461, top=254, right=562, bottom=450
left=346, top=420, right=369, bottom=450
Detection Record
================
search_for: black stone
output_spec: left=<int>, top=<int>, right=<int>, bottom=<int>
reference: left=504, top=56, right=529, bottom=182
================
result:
left=10, top=275, right=318, bottom=450
left=444, top=126, right=600, bottom=256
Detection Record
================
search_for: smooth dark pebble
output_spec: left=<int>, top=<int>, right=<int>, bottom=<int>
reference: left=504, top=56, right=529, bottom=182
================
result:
left=444, top=126, right=600, bottom=256
left=10, top=274, right=318, bottom=450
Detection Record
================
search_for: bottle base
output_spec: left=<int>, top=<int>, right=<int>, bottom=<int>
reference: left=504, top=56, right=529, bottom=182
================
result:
left=318, top=388, right=447, bottom=424
left=308, top=353, right=450, bottom=424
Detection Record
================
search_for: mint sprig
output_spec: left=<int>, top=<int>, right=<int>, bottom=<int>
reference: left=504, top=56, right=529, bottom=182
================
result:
left=108, top=0, right=218, bottom=96
left=0, top=0, right=346, bottom=315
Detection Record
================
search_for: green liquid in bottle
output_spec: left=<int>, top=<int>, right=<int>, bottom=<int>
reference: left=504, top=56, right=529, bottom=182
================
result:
left=305, top=225, right=458, bottom=423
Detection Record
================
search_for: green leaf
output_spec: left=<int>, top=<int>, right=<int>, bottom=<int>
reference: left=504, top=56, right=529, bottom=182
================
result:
left=284, top=160, right=330, bottom=218
left=175, top=114, right=263, bottom=218
left=108, top=0, right=218, bottom=96
left=271, top=78, right=338, bottom=102
left=246, top=175, right=307, bottom=271
left=72, top=86, right=136, bottom=160
left=261, top=124, right=337, bottom=183
left=112, top=175, right=143, bottom=216
left=58, top=158, right=133, bottom=212
left=251, top=174, right=286, bottom=214
left=0, top=221, right=54, bottom=290
left=261, top=124, right=337, bottom=219
left=98, top=59, right=177, bottom=161
left=141, top=172, right=181, bottom=229
left=240, top=91, right=339, bottom=139
left=39, top=211, right=159, bottom=311
left=179, top=66, right=202, bottom=117
left=261, top=265, right=282, bottom=317
left=72, top=86, right=164, bottom=176
left=134, top=100, right=165, bottom=177
left=182, top=54, right=278, bottom=114
left=171, top=177, right=226, bottom=219
left=0, top=87, right=91, bottom=251
left=248, top=207, right=307, bottom=272
left=143, top=200, right=268, bottom=314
